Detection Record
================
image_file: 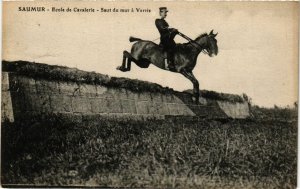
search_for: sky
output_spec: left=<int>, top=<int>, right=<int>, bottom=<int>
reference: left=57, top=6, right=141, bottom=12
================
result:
left=3, top=1, right=299, bottom=107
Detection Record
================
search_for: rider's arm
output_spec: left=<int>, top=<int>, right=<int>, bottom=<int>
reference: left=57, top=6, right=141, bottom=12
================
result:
left=155, top=19, right=179, bottom=38
left=155, top=19, right=169, bottom=33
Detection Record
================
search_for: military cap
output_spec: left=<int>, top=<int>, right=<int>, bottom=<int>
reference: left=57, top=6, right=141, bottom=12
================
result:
left=159, top=7, right=168, bottom=12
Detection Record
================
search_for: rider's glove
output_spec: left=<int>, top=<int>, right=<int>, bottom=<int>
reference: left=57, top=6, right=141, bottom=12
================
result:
left=171, top=28, right=179, bottom=34
left=169, top=28, right=179, bottom=35
left=174, top=29, right=179, bottom=34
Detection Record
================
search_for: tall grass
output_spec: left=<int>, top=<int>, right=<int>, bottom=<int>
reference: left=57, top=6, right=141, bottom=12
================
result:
left=1, top=111, right=297, bottom=188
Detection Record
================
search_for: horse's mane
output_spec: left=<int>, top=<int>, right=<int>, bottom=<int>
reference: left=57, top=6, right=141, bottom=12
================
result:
left=195, top=33, right=208, bottom=41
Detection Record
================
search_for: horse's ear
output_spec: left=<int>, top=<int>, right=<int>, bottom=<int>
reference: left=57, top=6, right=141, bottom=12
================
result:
left=209, top=30, right=214, bottom=35
left=214, top=32, right=218, bottom=37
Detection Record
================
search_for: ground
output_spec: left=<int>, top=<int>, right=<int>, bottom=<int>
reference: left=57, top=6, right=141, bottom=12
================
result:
left=1, top=106, right=297, bottom=188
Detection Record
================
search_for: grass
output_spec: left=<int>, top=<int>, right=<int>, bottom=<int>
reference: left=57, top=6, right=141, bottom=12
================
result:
left=1, top=107, right=297, bottom=188
left=1, top=61, right=297, bottom=187
left=2, top=60, right=245, bottom=103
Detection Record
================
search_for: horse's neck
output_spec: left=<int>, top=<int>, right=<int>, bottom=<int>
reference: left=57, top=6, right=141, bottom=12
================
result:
left=196, top=37, right=207, bottom=49
left=187, top=43, right=201, bottom=56
left=186, top=37, right=208, bottom=63
left=176, top=37, right=206, bottom=58
left=188, top=38, right=205, bottom=56
left=176, top=43, right=202, bottom=67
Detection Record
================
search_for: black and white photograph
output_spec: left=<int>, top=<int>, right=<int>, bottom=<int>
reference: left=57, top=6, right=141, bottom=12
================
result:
left=1, top=1, right=299, bottom=188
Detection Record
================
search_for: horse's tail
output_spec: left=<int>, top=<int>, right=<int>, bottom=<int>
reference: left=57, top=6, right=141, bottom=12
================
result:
left=129, top=36, right=142, bottom=42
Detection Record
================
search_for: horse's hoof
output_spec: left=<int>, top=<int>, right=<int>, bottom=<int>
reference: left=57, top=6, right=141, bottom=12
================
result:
left=199, top=97, right=207, bottom=105
left=192, top=96, right=207, bottom=105
left=116, top=66, right=126, bottom=72
left=192, top=97, right=199, bottom=104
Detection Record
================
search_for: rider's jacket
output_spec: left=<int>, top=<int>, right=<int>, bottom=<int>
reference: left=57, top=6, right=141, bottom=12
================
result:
left=155, top=18, right=177, bottom=50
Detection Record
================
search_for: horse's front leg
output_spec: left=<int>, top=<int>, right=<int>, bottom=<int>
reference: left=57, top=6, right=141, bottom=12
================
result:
left=188, top=72, right=207, bottom=104
left=181, top=70, right=200, bottom=104
left=189, top=72, right=200, bottom=100
left=192, top=80, right=200, bottom=104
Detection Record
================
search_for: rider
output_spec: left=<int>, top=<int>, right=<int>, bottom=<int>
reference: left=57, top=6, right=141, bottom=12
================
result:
left=155, top=7, right=179, bottom=71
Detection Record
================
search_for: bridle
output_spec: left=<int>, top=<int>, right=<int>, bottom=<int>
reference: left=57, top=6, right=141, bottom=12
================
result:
left=191, top=41, right=209, bottom=55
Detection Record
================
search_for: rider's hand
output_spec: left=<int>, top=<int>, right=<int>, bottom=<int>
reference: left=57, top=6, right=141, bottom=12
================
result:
left=169, top=28, right=179, bottom=34
left=173, top=29, right=179, bottom=34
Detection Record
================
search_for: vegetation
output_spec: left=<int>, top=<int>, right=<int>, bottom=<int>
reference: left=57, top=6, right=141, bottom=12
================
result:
left=1, top=107, right=297, bottom=188
left=1, top=60, right=297, bottom=188
left=251, top=105, right=298, bottom=121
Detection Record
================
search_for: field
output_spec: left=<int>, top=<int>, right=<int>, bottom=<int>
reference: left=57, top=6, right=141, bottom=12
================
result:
left=1, top=106, right=297, bottom=188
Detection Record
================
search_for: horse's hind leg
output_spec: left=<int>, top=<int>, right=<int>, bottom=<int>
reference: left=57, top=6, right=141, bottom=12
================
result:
left=116, top=51, right=129, bottom=71
left=117, top=51, right=129, bottom=72
left=117, top=51, right=135, bottom=72
left=124, top=51, right=133, bottom=71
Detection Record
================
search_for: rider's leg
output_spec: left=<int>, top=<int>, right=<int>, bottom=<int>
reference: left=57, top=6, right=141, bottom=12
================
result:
left=167, top=49, right=175, bottom=70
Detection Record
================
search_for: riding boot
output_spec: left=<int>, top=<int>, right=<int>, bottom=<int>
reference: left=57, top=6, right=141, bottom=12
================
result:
left=167, top=50, right=175, bottom=71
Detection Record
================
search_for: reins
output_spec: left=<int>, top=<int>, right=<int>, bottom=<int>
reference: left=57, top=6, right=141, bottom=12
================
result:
left=178, top=32, right=209, bottom=55
left=151, top=32, right=209, bottom=55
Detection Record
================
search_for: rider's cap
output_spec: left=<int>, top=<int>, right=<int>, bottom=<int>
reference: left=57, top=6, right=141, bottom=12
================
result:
left=159, top=7, right=168, bottom=12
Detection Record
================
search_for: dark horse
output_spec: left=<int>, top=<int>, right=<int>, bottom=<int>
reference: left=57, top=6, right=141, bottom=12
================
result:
left=117, top=30, right=218, bottom=103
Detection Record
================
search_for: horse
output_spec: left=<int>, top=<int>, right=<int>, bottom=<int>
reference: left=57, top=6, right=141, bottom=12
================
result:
left=117, top=30, right=218, bottom=103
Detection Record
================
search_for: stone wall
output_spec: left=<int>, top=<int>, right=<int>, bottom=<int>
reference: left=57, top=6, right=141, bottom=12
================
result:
left=1, top=72, right=14, bottom=122
left=2, top=71, right=250, bottom=122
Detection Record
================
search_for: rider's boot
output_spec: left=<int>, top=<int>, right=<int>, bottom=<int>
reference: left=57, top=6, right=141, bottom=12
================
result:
left=167, top=51, right=176, bottom=71
left=168, top=60, right=175, bottom=71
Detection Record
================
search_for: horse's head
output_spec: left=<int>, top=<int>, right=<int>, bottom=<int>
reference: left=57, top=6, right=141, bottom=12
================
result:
left=195, top=30, right=218, bottom=57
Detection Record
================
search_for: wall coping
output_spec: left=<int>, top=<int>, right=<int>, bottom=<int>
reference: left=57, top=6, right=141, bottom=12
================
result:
left=2, top=60, right=247, bottom=103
